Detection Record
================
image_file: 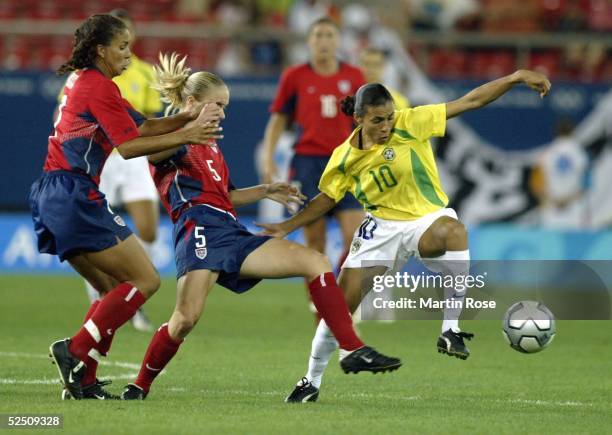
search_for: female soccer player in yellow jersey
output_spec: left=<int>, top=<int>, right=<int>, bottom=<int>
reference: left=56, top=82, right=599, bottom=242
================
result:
left=259, top=69, right=551, bottom=402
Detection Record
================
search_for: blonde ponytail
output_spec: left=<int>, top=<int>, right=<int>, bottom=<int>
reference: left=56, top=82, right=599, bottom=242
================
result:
left=153, top=52, right=191, bottom=114
left=153, top=52, right=226, bottom=115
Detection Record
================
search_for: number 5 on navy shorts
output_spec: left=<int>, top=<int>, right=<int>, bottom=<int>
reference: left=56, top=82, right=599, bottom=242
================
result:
left=172, top=205, right=271, bottom=293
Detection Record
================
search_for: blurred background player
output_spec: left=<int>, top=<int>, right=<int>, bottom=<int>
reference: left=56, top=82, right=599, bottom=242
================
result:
left=359, top=46, right=409, bottom=110
left=529, top=119, right=590, bottom=229
left=259, top=17, right=366, bottom=315
left=59, top=9, right=163, bottom=332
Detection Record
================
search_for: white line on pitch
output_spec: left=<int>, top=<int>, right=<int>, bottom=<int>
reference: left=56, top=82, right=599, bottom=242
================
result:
left=0, top=350, right=140, bottom=370
left=0, top=373, right=138, bottom=385
left=506, top=399, right=593, bottom=407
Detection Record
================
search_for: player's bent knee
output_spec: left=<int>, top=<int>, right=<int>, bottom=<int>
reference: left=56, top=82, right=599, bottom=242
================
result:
left=445, top=221, right=468, bottom=250
left=172, top=312, right=199, bottom=337
left=134, top=271, right=161, bottom=298
left=305, top=251, right=332, bottom=279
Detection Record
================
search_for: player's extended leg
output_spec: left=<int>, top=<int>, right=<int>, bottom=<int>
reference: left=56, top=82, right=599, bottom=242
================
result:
left=50, top=235, right=160, bottom=399
left=123, top=269, right=218, bottom=400
left=302, top=217, right=327, bottom=321
left=125, top=199, right=160, bottom=332
left=335, top=208, right=365, bottom=269
left=60, top=256, right=119, bottom=400
left=287, top=265, right=388, bottom=403
left=240, top=238, right=401, bottom=387
left=418, top=216, right=474, bottom=359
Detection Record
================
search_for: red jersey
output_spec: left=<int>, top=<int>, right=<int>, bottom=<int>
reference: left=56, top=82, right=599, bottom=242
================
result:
left=150, top=142, right=236, bottom=222
left=269, top=62, right=365, bottom=157
left=44, top=69, right=145, bottom=185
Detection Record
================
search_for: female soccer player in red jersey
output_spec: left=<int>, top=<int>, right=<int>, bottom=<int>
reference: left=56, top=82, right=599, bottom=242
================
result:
left=29, top=14, right=221, bottom=400
left=260, top=17, right=366, bottom=284
left=121, top=53, right=401, bottom=400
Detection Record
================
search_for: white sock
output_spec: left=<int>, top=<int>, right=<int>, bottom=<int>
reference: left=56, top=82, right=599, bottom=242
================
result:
left=421, top=249, right=470, bottom=333
left=304, top=320, right=338, bottom=389
left=84, top=281, right=100, bottom=304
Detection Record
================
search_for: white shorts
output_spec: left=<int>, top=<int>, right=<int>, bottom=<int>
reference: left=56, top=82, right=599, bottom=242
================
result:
left=343, top=208, right=458, bottom=271
left=99, top=152, right=158, bottom=207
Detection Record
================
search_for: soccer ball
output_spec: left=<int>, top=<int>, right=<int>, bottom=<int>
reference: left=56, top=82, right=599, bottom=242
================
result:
left=502, top=301, right=556, bottom=353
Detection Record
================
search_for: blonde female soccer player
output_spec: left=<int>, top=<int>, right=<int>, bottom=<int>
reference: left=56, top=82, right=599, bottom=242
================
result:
left=259, top=71, right=551, bottom=402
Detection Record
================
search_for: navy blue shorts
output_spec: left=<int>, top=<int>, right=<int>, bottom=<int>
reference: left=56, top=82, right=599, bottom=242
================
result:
left=28, top=170, right=133, bottom=262
left=173, top=205, right=271, bottom=293
left=290, top=154, right=362, bottom=213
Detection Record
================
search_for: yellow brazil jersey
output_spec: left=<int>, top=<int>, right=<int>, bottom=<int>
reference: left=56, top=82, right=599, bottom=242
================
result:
left=318, top=104, right=447, bottom=221
left=111, top=55, right=162, bottom=116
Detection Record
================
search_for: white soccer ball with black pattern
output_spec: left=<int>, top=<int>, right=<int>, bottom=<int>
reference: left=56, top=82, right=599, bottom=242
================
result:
left=502, top=301, right=556, bottom=353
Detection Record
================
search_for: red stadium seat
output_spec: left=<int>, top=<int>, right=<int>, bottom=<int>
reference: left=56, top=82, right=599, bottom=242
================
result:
left=471, top=50, right=516, bottom=79
left=427, top=48, right=468, bottom=79
left=528, top=51, right=561, bottom=79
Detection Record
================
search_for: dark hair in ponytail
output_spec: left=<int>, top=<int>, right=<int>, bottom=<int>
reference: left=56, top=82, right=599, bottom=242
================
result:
left=340, top=83, right=393, bottom=117
left=57, top=14, right=127, bottom=75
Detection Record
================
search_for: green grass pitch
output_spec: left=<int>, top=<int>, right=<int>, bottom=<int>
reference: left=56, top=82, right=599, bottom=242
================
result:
left=1, top=275, right=610, bottom=434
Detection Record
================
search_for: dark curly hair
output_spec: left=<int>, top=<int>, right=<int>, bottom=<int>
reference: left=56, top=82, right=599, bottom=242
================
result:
left=57, top=14, right=127, bottom=75
left=340, top=83, right=393, bottom=117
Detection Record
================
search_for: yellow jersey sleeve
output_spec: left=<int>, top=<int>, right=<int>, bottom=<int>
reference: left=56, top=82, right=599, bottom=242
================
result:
left=395, top=104, right=446, bottom=142
left=318, top=145, right=351, bottom=203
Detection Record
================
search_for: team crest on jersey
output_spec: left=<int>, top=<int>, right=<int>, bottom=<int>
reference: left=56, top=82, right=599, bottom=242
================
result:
left=382, top=147, right=396, bottom=161
left=195, top=247, right=208, bottom=260
left=350, top=239, right=362, bottom=254
left=338, top=80, right=351, bottom=94
left=113, top=215, right=126, bottom=227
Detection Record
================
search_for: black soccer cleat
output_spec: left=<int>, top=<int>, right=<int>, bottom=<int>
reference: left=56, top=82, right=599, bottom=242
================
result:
left=437, top=329, right=475, bottom=360
left=121, top=383, right=147, bottom=400
left=62, top=379, right=120, bottom=400
left=340, top=346, right=402, bottom=374
left=285, top=377, right=319, bottom=403
left=49, top=338, right=87, bottom=400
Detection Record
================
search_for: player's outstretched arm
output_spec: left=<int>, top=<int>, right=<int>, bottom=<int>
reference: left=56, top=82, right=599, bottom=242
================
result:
left=118, top=122, right=222, bottom=160
left=446, top=69, right=551, bottom=119
left=257, top=192, right=336, bottom=237
left=230, top=182, right=306, bottom=208
left=139, top=103, right=221, bottom=137
left=260, top=113, right=289, bottom=184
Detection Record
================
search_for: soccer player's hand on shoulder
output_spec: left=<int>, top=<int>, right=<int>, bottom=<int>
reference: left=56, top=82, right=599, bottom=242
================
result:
left=515, top=69, right=552, bottom=98
left=265, top=182, right=307, bottom=209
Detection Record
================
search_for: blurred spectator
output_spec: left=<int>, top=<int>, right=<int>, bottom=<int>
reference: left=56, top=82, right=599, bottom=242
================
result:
left=340, top=3, right=443, bottom=104
left=409, top=0, right=481, bottom=31
left=358, top=47, right=410, bottom=109
left=286, top=0, right=339, bottom=63
left=588, top=0, right=612, bottom=32
left=481, top=0, right=540, bottom=33
left=287, top=0, right=338, bottom=35
left=540, top=0, right=588, bottom=32
left=530, top=119, right=590, bottom=229
left=563, top=41, right=607, bottom=82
